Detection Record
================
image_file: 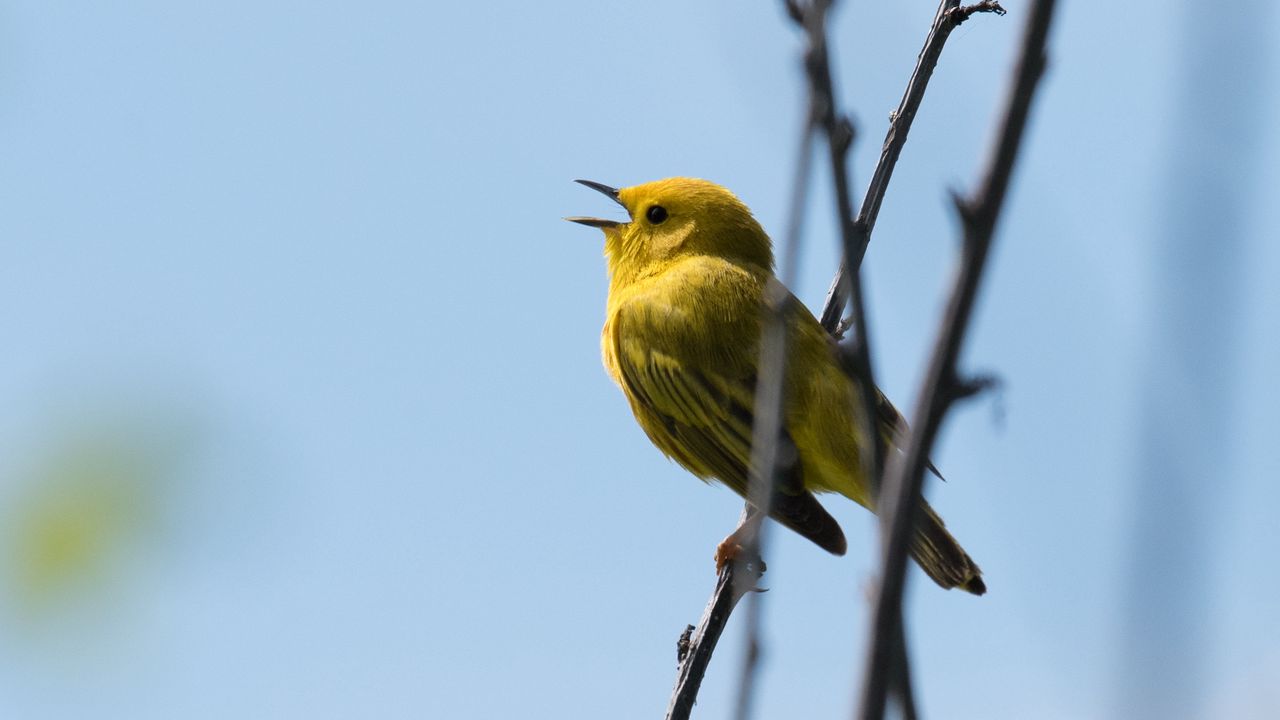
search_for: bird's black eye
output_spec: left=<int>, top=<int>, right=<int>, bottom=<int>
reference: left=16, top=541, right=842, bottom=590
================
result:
left=646, top=205, right=669, bottom=224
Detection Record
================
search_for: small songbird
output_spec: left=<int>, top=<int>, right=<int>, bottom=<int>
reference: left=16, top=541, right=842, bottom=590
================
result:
left=568, top=177, right=985, bottom=594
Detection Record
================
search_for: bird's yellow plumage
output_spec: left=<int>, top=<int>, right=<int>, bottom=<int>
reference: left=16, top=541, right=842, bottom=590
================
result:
left=569, top=177, right=984, bottom=594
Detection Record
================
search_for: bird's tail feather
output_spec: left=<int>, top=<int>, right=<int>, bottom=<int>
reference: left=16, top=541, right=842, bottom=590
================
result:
left=909, top=500, right=985, bottom=595
left=768, top=490, right=848, bottom=557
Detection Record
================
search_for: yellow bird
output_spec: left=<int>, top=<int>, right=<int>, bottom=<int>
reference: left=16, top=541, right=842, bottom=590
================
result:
left=568, top=177, right=984, bottom=595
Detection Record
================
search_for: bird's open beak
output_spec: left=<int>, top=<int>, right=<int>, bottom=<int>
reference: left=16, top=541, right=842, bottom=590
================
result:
left=565, top=179, right=628, bottom=228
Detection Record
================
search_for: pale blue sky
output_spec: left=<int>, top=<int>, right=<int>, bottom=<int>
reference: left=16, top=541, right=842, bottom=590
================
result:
left=1, top=1, right=1277, bottom=718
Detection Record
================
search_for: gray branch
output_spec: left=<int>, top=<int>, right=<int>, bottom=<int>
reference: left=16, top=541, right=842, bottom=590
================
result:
left=855, top=2, right=1057, bottom=719
left=665, top=554, right=766, bottom=720
left=819, top=0, right=1007, bottom=332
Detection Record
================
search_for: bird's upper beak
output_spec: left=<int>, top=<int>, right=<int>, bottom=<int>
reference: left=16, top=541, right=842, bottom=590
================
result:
left=565, top=179, right=628, bottom=228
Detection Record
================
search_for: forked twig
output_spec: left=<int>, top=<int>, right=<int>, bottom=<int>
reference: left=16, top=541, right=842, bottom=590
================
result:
left=819, top=0, right=1007, bottom=332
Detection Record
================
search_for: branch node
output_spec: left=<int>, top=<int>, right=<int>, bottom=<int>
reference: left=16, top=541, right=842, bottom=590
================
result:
left=784, top=0, right=805, bottom=25
left=733, top=552, right=768, bottom=580
left=951, top=373, right=1001, bottom=403
left=836, top=336, right=870, bottom=373
left=677, top=625, right=694, bottom=664
left=832, top=114, right=856, bottom=155
left=948, top=1, right=1007, bottom=27
left=832, top=315, right=856, bottom=340
left=949, top=187, right=978, bottom=229
left=804, top=47, right=826, bottom=89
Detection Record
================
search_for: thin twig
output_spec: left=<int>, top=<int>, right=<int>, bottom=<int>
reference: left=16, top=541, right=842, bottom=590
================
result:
left=671, top=14, right=820, bottom=720
left=855, top=3, right=1056, bottom=720
left=730, top=57, right=819, bottom=720
left=800, top=0, right=912, bottom=710
left=819, top=0, right=1007, bottom=332
left=665, top=554, right=766, bottom=720
left=803, top=0, right=886, bottom=496
left=815, top=3, right=1009, bottom=712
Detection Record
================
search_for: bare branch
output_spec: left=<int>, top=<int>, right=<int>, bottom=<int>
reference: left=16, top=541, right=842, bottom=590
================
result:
left=731, top=52, right=819, bottom=720
left=951, top=1, right=1007, bottom=26
left=665, top=556, right=766, bottom=720
left=809, top=3, right=1012, bottom=713
left=803, top=0, right=886, bottom=504
left=667, top=17, right=820, bottom=720
left=820, top=0, right=1006, bottom=332
left=855, top=2, right=1057, bottom=719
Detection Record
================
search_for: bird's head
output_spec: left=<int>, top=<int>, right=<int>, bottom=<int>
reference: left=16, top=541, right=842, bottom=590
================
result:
left=567, top=177, right=774, bottom=284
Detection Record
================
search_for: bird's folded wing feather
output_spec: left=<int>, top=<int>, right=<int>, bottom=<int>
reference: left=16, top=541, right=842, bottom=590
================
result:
left=608, top=282, right=848, bottom=555
left=611, top=300, right=800, bottom=500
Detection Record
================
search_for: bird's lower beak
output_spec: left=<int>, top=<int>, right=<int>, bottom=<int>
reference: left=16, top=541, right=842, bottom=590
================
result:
left=565, top=179, right=628, bottom=229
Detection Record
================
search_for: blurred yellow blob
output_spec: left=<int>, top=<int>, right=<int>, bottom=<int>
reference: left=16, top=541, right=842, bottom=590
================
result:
left=6, top=432, right=160, bottom=614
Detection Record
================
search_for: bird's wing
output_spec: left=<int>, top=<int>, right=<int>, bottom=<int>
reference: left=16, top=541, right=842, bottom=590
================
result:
left=616, top=341, right=754, bottom=485
left=876, top=387, right=909, bottom=451
left=873, top=386, right=944, bottom=480
left=611, top=298, right=846, bottom=555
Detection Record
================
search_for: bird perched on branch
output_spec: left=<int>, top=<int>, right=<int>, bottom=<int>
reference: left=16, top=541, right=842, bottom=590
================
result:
left=567, top=177, right=984, bottom=595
